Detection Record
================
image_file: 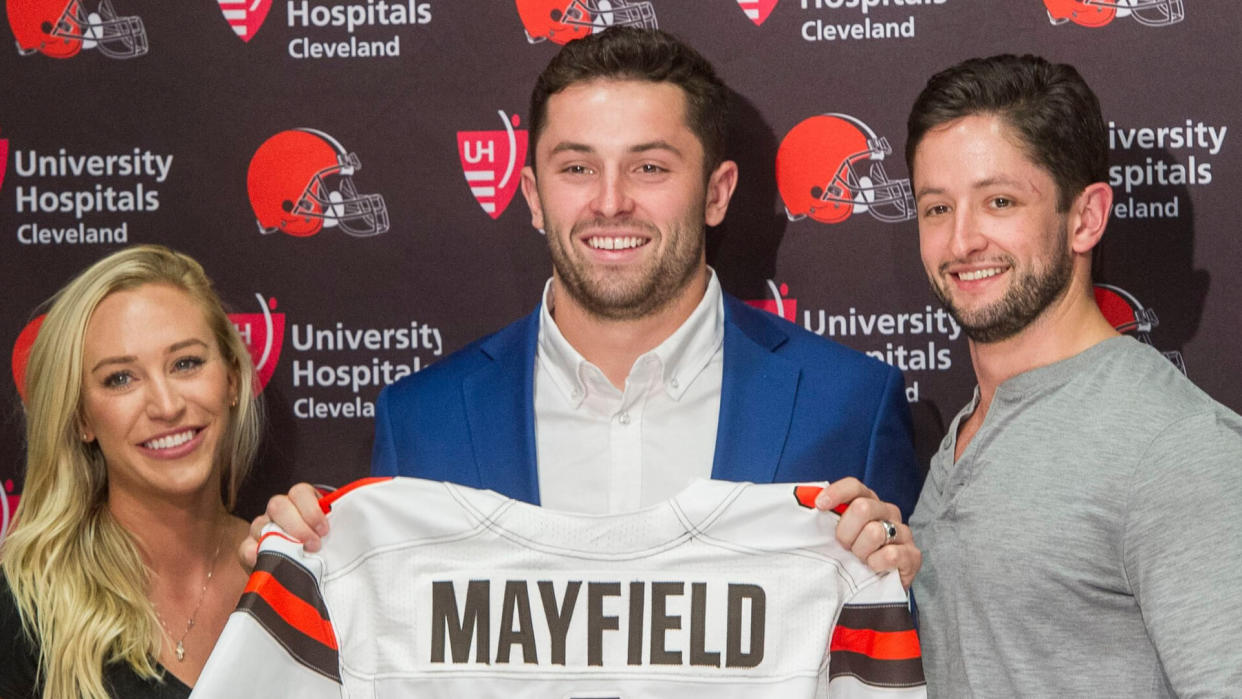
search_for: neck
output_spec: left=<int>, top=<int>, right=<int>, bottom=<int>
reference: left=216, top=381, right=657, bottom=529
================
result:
left=550, top=268, right=709, bottom=389
left=968, top=275, right=1118, bottom=408
left=108, top=488, right=229, bottom=577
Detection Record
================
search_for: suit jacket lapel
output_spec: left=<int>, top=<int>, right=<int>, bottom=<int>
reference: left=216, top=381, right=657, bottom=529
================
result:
left=711, top=295, right=800, bottom=484
left=462, top=308, right=541, bottom=504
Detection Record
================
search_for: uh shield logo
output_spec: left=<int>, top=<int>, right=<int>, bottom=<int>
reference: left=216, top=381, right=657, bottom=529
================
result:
left=457, top=111, right=528, bottom=219
left=7, top=0, right=148, bottom=58
left=777, top=113, right=915, bottom=225
left=745, top=280, right=798, bottom=323
left=1093, top=283, right=1187, bottom=375
left=1043, top=0, right=1184, bottom=27
left=9, top=292, right=285, bottom=403
left=737, top=0, right=778, bottom=26
left=247, top=128, right=390, bottom=238
left=217, top=0, right=273, bottom=41
left=515, top=0, right=658, bottom=45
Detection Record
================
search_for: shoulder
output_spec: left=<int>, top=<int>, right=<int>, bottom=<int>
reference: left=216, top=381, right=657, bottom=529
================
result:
left=380, top=309, right=536, bottom=405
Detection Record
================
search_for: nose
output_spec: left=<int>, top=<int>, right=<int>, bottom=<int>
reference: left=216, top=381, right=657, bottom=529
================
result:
left=948, top=208, right=987, bottom=260
left=590, top=168, right=634, bottom=219
left=145, top=375, right=186, bottom=421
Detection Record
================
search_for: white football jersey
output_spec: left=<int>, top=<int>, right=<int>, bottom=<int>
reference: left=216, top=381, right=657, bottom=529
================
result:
left=193, top=477, right=925, bottom=698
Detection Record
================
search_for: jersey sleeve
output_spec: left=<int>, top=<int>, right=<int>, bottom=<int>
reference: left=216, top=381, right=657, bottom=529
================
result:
left=825, top=572, right=926, bottom=698
left=190, top=531, right=342, bottom=698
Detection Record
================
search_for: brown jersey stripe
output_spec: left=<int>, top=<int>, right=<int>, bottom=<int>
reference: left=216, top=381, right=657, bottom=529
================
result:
left=836, top=602, right=917, bottom=633
left=828, top=650, right=926, bottom=688
left=237, top=590, right=341, bottom=683
left=252, top=549, right=332, bottom=620
left=244, top=570, right=338, bottom=650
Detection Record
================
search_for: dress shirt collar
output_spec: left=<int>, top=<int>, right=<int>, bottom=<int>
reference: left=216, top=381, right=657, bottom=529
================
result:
left=536, top=269, right=725, bottom=407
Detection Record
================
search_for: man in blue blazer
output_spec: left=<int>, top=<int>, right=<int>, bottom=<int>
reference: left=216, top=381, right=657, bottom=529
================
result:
left=248, top=27, right=923, bottom=585
left=372, top=293, right=921, bottom=519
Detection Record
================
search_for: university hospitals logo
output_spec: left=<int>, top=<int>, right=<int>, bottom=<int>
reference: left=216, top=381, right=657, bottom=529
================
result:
left=457, top=111, right=528, bottom=219
left=10, top=292, right=285, bottom=402
left=217, top=0, right=273, bottom=42
left=737, top=0, right=778, bottom=26
left=1093, top=283, right=1187, bottom=374
left=1043, top=0, right=1183, bottom=27
left=6, top=0, right=148, bottom=58
left=515, top=0, right=657, bottom=45
left=776, top=113, right=914, bottom=224
left=247, top=128, right=389, bottom=238
left=745, top=280, right=798, bottom=323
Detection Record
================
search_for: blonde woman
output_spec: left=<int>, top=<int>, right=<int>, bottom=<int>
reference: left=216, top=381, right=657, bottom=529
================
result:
left=0, top=245, right=262, bottom=698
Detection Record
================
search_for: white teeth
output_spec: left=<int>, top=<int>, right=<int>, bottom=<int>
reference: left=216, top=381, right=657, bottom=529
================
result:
left=959, top=268, right=1004, bottom=281
left=144, top=429, right=196, bottom=450
left=588, top=236, right=643, bottom=250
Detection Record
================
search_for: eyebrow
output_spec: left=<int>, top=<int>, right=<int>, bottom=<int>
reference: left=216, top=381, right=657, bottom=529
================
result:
left=89, top=338, right=210, bottom=373
left=915, top=176, right=1031, bottom=200
left=547, top=140, right=684, bottom=158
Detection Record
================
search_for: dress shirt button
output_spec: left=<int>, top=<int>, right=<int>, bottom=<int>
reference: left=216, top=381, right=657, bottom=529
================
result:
left=571, top=388, right=582, bottom=399
left=618, top=412, right=631, bottom=425
left=669, top=377, right=680, bottom=389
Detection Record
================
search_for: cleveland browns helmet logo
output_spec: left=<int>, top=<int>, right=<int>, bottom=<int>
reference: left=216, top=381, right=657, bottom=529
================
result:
left=515, top=0, right=657, bottom=45
left=7, top=0, right=148, bottom=58
left=1043, top=0, right=1184, bottom=27
left=1094, top=283, right=1187, bottom=374
left=776, top=113, right=915, bottom=225
left=247, top=129, right=390, bottom=238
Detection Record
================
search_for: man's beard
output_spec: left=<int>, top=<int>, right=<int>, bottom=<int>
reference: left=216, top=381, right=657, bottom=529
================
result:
left=546, top=216, right=705, bottom=322
left=933, top=226, right=1073, bottom=344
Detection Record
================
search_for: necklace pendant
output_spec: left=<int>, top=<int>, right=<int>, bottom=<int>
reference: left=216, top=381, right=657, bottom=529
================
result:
left=175, top=641, right=185, bottom=662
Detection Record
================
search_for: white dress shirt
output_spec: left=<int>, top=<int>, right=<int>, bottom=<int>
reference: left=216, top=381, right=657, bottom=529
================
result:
left=534, top=271, right=725, bottom=514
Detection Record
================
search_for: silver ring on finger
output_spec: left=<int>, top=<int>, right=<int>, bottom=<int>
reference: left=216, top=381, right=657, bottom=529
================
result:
left=880, top=519, right=898, bottom=546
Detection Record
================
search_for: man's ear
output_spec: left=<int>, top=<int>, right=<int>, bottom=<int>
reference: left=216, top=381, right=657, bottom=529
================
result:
left=520, top=166, right=544, bottom=232
left=1069, top=181, right=1113, bottom=254
left=704, top=160, right=739, bottom=227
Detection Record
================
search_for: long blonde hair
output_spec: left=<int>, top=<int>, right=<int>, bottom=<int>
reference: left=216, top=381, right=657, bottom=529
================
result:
left=1, top=245, right=263, bottom=699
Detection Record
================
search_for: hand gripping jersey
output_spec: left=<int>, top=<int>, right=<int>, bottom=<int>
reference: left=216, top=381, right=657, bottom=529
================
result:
left=193, top=478, right=925, bottom=698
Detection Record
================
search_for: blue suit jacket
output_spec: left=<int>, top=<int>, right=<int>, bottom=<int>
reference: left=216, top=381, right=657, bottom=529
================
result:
left=372, top=293, right=922, bottom=518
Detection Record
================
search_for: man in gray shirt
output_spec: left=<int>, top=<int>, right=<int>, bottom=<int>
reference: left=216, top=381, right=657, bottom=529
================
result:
left=905, top=54, right=1242, bottom=695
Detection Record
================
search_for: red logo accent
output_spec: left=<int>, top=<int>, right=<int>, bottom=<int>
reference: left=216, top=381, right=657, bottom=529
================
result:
left=745, top=280, right=798, bottom=323
left=228, top=294, right=286, bottom=392
left=10, top=315, right=44, bottom=402
left=457, top=111, right=528, bottom=220
left=737, top=0, right=778, bottom=25
left=218, top=0, right=272, bottom=42
left=10, top=294, right=284, bottom=401
left=0, top=128, right=8, bottom=192
left=1, top=479, right=17, bottom=543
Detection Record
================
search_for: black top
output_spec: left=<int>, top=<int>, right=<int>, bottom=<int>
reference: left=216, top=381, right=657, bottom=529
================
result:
left=0, top=573, right=191, bottom=699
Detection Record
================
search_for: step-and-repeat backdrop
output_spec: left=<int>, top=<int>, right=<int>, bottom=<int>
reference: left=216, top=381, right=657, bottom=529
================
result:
left=3, top=1, right=1236, bottom=529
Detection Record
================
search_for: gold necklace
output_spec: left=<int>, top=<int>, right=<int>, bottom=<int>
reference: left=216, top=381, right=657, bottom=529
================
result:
left=156, top=533, right=224, bottom=662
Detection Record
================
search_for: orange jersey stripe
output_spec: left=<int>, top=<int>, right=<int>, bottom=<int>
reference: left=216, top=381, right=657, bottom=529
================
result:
left=245, top=570, right=339, bottom=651
left=830, top=626, right=921, bottom=660
left=319, top=476, right=392, bottom=513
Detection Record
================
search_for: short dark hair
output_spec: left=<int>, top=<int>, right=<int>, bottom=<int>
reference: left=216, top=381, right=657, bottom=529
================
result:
left=905, top=54, right=1108, bottom=212
left=528, top=27, right=729, bottom=176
